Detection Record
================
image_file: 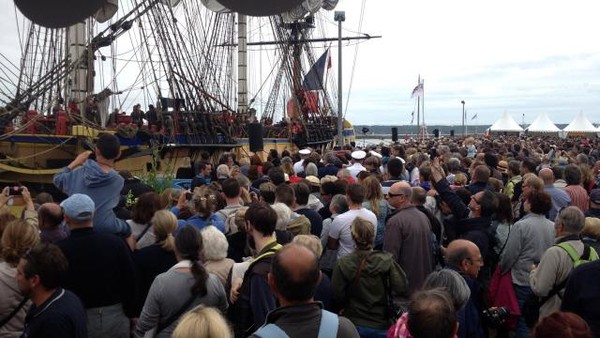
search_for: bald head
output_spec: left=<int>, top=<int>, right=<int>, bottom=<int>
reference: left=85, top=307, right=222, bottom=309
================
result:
left=389, top=182, right=412, bottom=208
left=269, top=244, right=320, bottom=304
left=38, top=202, right=64, bottom=230
left=411, top=186, right=427, bottom=206
left=446, top=239, right=483, bottom=278
left=538, top=168, right=554, bottom=184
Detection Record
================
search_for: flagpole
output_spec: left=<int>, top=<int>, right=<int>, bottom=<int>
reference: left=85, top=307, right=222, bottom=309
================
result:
left=422, top=78, right=425, bottom=136
left=416, top=75, right=420, bottom=136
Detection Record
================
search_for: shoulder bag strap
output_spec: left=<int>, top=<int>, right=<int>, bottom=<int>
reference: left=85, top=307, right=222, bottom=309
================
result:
left=0, top=297, right=28, bottom=328
left=156, top=292, right=198, bottom=334
left=317, top=310, right=339, bottom=338
left=253, top=323, right=290, bottom=338
left=498, top=223, right=512, bottom=256
left=136, top=222, right=152, bottom=243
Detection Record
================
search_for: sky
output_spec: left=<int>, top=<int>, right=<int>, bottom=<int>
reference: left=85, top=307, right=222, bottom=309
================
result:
left=332, top=0, right=600, bottom=126
left=2, top=0, right=600, bottom=127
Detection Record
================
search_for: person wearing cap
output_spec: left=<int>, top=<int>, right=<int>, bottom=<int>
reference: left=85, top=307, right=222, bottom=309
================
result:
left=586, top=189, right=600, bottom=218
left=347, top=150, right=367, bottom=178
left=57, top=193, right=137, bottom=338
left=54, top=133, right=131, bottom=238
left=294, top=149, right=311, bottom=175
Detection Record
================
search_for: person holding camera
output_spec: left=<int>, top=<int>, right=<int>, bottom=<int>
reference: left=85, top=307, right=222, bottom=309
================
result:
left=445, top=239, right=486, bottom=338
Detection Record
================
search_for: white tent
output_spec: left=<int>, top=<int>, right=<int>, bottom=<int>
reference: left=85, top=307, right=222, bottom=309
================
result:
left=525, top=112, right=560, bottom=135
left=488, top=112, right=523, bottom=134
left=562, top=111, right=598, bottom=137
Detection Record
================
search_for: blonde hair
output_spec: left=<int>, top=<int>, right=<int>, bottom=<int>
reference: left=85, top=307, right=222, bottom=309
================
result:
left=361, top=175, right=383, bottom=217
left=234, top=206, right=249, bottom=233
left=292, top=234, right=323, bottom=258
left=160, top=188, right=181, bottom=209
left=454, top=173, right=468, bottom=186
left=351, top=217, right=375, bottom=251
left=152, top=210, right=177, bottom=251
left=1, top=219, right=40, bottom=265
left=172, top=305, right=232, bottom=338
left=192, top=186, right=218, bottom=217
left=582, top=217, right=600, bottom=239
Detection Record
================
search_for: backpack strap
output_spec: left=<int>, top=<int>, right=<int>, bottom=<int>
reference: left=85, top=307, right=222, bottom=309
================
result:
left=253, top=310, right=338, bottom=338
left=556, top=242, right=590, bottom=264
left=253, top=323, right=289, bottom=338
left=318, top=310, right=339, bottom=338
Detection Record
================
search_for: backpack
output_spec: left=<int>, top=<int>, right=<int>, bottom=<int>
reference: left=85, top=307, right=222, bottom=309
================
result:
left=556, top=242, right=599, bottom=268
left=253, top=310, right=339, bottom=338
left=218, top=208, right=239, bottom=235
left=522, top=242, right=599, bottom=327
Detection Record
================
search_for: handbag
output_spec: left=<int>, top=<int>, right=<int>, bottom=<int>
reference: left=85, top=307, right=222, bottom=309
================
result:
left=487, top=265, right=520, bottom=329
left=384, top=273, right=404, bottom=323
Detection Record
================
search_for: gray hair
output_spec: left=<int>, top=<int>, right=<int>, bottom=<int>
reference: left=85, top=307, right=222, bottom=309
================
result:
left=235, top=174, right=250, bottom=190
left=556, top=206, right=585, bottom=234
left=305, top=163, right=318, bottom=177
left=200, top=225, right=229, bottom=261
left=423, top=269, right=471, bottom=310
left=216, top=164, right=230, bottom=178
left=447, top=157, right=461, bottom=172
left=271, top=202, right=291, bottom=231
left=330, top=194, right=349, bottom=215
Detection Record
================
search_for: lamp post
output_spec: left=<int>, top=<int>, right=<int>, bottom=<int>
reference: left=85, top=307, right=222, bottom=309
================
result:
left=461, top=100, right=466, bottom=136
left=334, top=11, right=345, bottom=147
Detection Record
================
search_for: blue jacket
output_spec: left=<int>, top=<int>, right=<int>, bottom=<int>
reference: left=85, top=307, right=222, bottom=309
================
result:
left=171, top=207, right=225, bottom=233
left=54, top=160, right=130, bottom=237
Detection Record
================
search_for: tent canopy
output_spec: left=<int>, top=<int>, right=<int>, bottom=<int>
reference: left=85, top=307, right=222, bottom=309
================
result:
left=526, top=112, right=560, bottom=133
left=488, top=112, right=523, bottom=132
left=563, top=111, right=597, bottom=133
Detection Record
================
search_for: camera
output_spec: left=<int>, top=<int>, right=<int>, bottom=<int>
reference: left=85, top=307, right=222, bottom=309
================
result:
left=8, top=186, right=23, bottom=196
left=482, top=307, right=509, bottom=328
left=429, top=147, right=437, bottom=158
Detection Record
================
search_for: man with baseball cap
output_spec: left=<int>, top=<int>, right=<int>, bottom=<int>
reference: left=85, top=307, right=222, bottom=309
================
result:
left=347, top=150, right=366, bottom=177
left=294, top=148, right=312, bottom=174
left=57, top=193, right=136, bottom=338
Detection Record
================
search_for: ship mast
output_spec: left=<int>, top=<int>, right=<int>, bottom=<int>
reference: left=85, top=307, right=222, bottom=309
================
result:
left=237, top=14, right=248, bottom=115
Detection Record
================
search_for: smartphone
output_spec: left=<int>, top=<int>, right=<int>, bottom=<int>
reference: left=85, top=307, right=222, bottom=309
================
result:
left=8, top=186, right=22, bottom=195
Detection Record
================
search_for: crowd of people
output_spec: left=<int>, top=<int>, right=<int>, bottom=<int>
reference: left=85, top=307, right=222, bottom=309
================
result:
left=1, top=133, right=600, bottom=338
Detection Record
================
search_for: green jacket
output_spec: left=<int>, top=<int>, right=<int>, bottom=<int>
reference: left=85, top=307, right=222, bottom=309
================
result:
left=332, top=250, right=408, bottom=329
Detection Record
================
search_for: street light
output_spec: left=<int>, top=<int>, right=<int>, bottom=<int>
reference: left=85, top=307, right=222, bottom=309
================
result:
left=334, top=11, right=345, bottom=147
left=461, top=100, right=466, bottom=136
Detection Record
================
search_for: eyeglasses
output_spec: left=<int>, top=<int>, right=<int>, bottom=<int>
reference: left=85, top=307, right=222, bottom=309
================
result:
left=466, top=257, right=483, bottom=263
left=387, top=192, right=405, bottom=198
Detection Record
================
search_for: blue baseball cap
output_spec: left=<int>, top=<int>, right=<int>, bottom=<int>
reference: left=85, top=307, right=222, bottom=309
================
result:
left=60, top=193, right=95, bottom=222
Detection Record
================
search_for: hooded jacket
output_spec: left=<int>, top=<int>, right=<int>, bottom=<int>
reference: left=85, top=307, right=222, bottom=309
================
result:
left=332, top=250, right=408, bottom=329
left=54, top=159, right=130, bottom=237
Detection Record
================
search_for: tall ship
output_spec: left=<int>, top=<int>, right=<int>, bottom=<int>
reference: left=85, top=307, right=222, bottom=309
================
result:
left=0, top=0, right=362, bottom=189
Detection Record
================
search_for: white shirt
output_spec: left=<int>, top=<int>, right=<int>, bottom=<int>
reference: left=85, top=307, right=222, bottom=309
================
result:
left=293, top=160, right=304, bottom=174
left=347, top=162, right=366, bottom=177
left=329, top=208, right=377, bottom=259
